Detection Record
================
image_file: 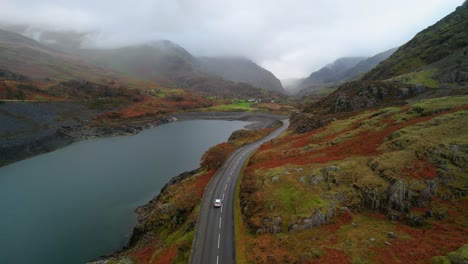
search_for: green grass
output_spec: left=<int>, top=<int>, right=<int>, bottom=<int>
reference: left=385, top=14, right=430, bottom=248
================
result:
left=390, top=69, right=439, bottom=88
left=201, top=100, right=257, bottom=112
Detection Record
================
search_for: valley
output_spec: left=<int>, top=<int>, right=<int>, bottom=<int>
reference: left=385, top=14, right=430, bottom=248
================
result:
left=0, top=1, right=467, bottom=264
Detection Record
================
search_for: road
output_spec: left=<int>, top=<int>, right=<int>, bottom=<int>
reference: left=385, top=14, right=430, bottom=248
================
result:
left=191, top=119, right=289, bottom=264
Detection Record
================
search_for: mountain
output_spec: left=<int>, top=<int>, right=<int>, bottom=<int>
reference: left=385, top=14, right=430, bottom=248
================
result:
left=78, top=41, right=284, bottom=99
left=80, top=40, right=202, bottom=88
left=0, top=29, right=116, bottom=83
left=199, top=57, right=285, bottom=93
left=362, top=2, right=468, bottom=85
left=293, top=49, right=397, bottom=99
left=300, top=57, right=366, bottom=88
left=339, top=47, right=397, bottom=80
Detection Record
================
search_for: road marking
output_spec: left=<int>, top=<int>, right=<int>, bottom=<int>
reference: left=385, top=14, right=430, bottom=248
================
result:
left=217, top=255, right=219, bottom=264
left=227, top=176, right=231, bottom=183
left=224, top=184, right=228, bottom=191
left=218, top=233, right=221, bottom=248
left=219, top=217, right=222, bottom=229
left=222, top=192, right=225, bottom=200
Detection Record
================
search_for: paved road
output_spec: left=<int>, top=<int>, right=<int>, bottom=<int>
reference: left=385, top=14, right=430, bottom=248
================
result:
left=191, top=119, right=289, bottom=264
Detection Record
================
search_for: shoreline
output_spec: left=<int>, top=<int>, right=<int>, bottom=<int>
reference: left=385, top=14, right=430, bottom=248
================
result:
left=0, top=110, right=287, bottom=168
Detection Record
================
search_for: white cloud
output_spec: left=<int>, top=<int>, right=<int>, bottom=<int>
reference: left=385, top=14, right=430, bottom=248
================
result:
left=0, top=0, right=463, bottom=79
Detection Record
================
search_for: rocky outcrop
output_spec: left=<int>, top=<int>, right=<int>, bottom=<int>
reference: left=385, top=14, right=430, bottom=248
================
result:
left=359, top=142, right=467, bottom=224
left=56, top=117, right=173, bottom=140
left=127, top=169, right=200, bottom=247
left=292, top=81, right=427, bottom=133
left=256, top=216, right=284, bottom=234
left=288, top=206, right=336, bottom=233
left=290, top=112, right=332, bottom=134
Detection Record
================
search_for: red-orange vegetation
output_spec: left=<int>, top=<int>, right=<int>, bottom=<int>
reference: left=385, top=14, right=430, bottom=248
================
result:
left=249, top=234, right=298, bottom=263
left=308, top=248, right=352, bottom=264
left=371, top=197, right=468, bottom=264
left=251, top=108, right=462, bottom=170
left=131, top=242, right=157, bottom=264
left=258, top=141, right=275, bottom=151
left=195, top=170, right=216, bottom=197
left=290, top=127, right=326, bottom=148
left=151, top=246, right=178, bottom=264
left=324, top=210, right=353, bottom=233
left=201, top=143, right=235, bottom=169
left=402, top=159, right=437, bottom=180
left=313, top=125, right=356, bottom=145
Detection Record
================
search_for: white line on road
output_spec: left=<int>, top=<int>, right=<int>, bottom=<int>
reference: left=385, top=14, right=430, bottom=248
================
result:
left=227, top=176, right=231, bottom=183
left=218, top=233, right=221, bottom=248
left=222, top=192, right=225, bottom=200
left=217, top=255, right=219, bottom=264
left=219, top=217, right=222, bottom=228
left=224, top=184, right=228, bottom=191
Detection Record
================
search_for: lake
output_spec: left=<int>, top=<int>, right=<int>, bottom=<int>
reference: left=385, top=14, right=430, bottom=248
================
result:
left=0, top=120, right=249, bottom=264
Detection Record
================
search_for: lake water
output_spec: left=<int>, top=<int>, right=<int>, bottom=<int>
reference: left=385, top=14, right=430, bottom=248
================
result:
left=0, top=120, right=249, bottom=264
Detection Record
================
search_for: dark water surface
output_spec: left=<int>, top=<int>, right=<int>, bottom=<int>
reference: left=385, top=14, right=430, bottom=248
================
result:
left=0, top=120, right=249, bottom=264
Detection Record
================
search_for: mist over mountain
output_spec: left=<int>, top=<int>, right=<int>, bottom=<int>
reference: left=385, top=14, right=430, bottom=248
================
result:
left=293, top=48, right=398, bottom=97
left=80, top=40, right=202, bottom=88
left=300, top=57, right=366, bottom=88
left=0, top=29, right=116, bottom=82
left=338, top=47, right=397, bottom=81
left=281, top=78, right=304, bottom=94
left=199, top=57, right=285, bottom=93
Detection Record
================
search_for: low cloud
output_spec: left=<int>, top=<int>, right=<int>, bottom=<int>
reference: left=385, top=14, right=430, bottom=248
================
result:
left=0, top=0, right=463, bottom=79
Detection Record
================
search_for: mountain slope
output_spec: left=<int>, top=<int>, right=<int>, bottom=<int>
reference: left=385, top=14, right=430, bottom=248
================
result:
left=340, top=47, right=397, bottom=80
left=199, top=57, right=285, bottom=93
left=362, top=2, right=468, bottom=84
left=79, top=41, right=283, bottom=99
left=301, top=57, right=366, bottom=88
left=295, top=49, right=397, bottom=98
left=0, top=29, right=115, bottom=83
left=81, top=41, right=202, bottom=88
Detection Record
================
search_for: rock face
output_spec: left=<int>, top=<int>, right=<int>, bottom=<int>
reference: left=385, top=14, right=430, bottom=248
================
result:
left=288, top=206, right=336, bottom=233
left=311, top=81, right=427, bottom=114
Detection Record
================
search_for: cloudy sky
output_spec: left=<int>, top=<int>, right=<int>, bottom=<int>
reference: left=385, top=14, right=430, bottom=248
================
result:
left=0, top=0, right=463, bottom=79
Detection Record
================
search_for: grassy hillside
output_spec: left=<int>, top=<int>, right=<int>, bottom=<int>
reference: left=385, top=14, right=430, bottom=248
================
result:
left=362, top=3, right=468, bottom=84
left=0, top=29, right=117, bottom=83
left=238, top=96, right=468, bottom=263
